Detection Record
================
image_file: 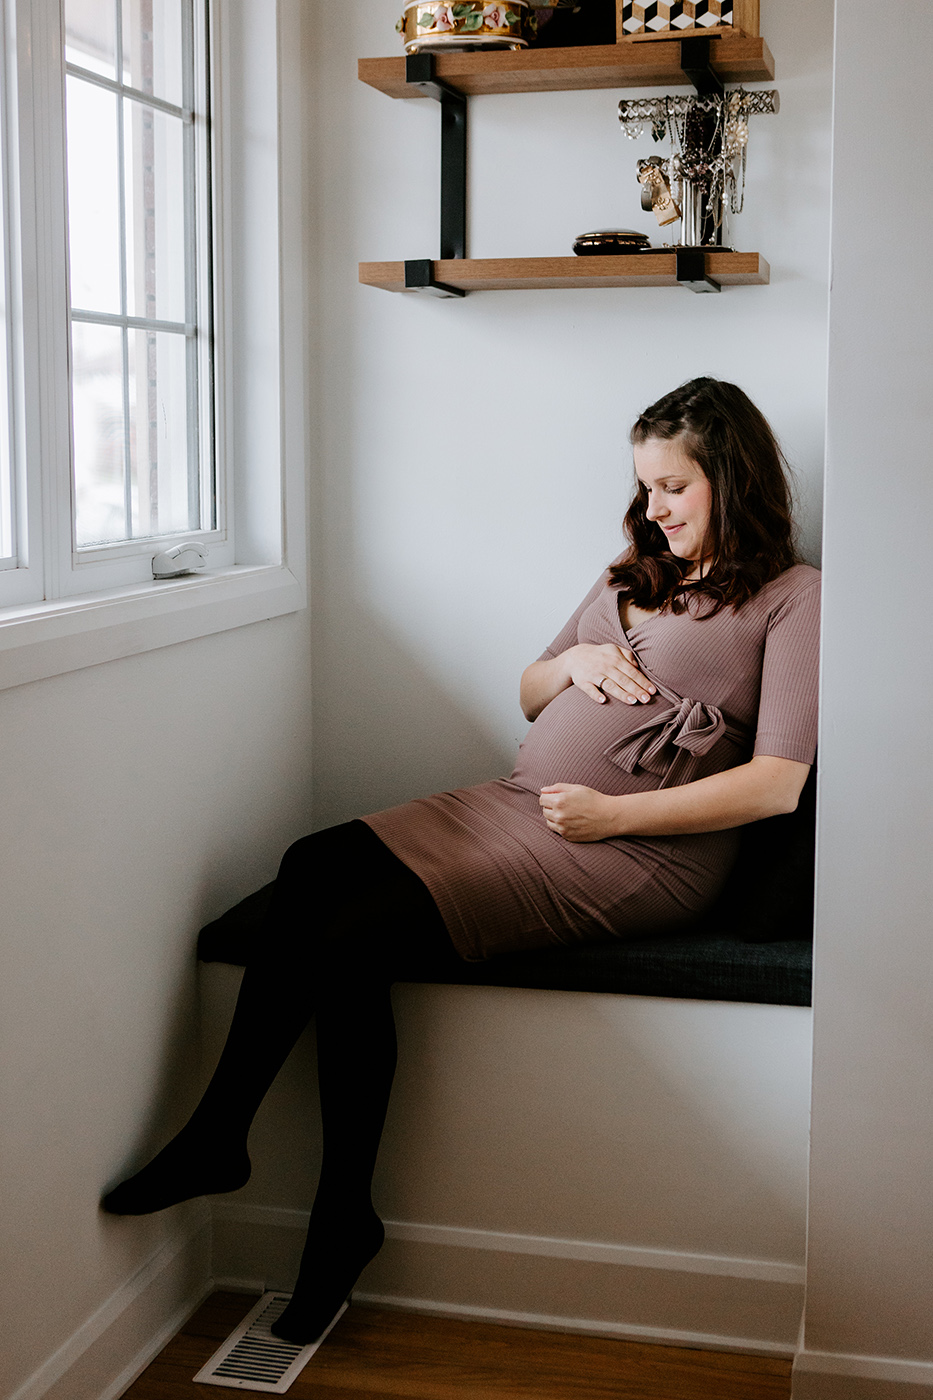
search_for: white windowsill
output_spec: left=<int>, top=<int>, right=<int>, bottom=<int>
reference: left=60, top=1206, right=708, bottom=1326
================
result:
left=0, top=562, right=305, bottom=691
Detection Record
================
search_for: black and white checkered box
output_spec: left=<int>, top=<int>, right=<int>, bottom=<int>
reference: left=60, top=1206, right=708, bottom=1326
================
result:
left=620, top=2, right=735, bottom=35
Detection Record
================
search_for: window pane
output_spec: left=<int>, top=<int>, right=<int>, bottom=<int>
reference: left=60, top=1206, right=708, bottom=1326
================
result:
left=65, top=77, right=122, bottom=315
left=65, top=0, right=117, bottom=80
left=72, top=322, right=126, bottom=547
left=0, top=470, right=10, bottom=564
left=73, top=324, right=195, bottom=545
left=124, top=103, right=186, bottom=323
left=0, top=197, right=10, bottom=565
left=123, top=0, right=184, bottom=107
left=0, top=416, right=10, bottom=561
left=66, top=0, right=210, bottom=558
left=129, top=328, right=194, bottom=537
left=0, top=57, right=10, bottom=566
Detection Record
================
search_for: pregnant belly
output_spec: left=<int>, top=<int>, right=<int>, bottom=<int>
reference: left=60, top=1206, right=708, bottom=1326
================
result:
left=510, top=683, right=748, bottom=796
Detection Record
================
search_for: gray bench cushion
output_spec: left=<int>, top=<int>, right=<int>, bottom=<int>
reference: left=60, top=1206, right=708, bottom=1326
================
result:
left=197, top=891, right=811, bottom=1006
left=436, top=935, right=812, bottom=1006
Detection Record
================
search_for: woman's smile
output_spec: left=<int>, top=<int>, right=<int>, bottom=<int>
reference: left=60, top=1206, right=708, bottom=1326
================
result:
left=633, top=436, right=713, bottom=566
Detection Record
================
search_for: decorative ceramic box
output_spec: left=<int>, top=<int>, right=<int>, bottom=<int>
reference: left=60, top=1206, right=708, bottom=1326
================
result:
left=398, top=1, right=528, bottom=52
left=616, top=0, right=759, bottom=40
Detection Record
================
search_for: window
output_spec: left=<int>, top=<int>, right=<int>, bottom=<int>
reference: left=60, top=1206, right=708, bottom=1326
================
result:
left=0, top=37, right=12, bottom=577
left=0, top=0, right=306, bottom=689
left=65, top=0, right=214, bottom=555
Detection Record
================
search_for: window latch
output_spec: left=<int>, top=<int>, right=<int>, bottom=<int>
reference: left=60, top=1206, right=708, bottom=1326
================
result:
left=152, top=543, right=208, bottom=579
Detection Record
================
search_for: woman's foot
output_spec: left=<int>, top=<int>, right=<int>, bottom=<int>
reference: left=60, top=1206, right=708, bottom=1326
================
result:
left=101, top=1126, right=251, bottom=1215
left=271, top=1208, right=385, bottom=1344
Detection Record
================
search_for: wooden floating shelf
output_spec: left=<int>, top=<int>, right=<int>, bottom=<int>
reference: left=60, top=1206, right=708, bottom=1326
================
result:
left=358, top=36, right=774, bottom=100
left=359, top=252, right=770, bottom=293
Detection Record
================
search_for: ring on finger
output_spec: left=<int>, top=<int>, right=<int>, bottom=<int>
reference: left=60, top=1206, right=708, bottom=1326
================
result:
left=597, top=676, right=609, bottom=693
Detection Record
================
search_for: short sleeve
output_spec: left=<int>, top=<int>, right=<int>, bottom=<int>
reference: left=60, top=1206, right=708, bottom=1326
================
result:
left=537, top=561, right=619, bottom=662
left=753, top=576, right=821, bottom=764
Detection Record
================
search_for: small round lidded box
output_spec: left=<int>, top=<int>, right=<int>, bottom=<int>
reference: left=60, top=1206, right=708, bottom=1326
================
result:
left=397, top=2, right=529, bottom=52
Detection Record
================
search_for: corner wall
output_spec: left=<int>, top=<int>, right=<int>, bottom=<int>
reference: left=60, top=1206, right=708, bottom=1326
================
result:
left=794, top=2, right=933, bottom=1396
left=0, top=4, right=315, bottom=1398
left=0, top=617, right=314, bottom=1400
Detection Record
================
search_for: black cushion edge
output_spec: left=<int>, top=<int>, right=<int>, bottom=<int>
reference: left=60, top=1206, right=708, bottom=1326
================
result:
left=197, top=885, right=812, bottom=1007
left=434, top=939, right=812, bottom=1007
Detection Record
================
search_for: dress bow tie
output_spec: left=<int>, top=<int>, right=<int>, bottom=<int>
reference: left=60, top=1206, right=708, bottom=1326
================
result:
left=604, top=694, right=732, bottom=780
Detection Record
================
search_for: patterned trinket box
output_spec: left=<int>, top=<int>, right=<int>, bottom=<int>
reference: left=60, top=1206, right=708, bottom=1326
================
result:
left=398, top=2, right=528, bottom=52
left=617, top=0, right=758, bottom=39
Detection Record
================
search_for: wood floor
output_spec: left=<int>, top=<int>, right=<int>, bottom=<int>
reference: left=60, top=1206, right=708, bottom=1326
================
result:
left=120, top=1292, right=792, bottom=1400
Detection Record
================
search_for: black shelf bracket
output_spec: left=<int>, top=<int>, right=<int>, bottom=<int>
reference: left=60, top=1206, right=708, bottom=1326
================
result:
left=406, top=54, right=467, bottom=280
left=679, top=36, right=724, bottom=97
left=403, top=258, right=466, bottom=298
left=675, top=248, right=721, bottom=293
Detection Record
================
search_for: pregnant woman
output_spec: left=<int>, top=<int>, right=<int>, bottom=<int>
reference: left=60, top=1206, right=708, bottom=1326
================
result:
left=102, top=377, right=820, bottom=1345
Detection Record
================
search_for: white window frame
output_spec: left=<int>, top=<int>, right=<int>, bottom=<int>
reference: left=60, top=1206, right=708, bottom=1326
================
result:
left=0, top=0, right=305, bottom=691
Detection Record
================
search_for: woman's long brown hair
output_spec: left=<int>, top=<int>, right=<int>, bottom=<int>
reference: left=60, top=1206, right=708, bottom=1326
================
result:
left=609, top=377, right=799, bottom=615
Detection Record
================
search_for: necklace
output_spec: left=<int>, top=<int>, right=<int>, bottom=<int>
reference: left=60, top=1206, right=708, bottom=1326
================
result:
left=619, top=89, right=778, bottom=238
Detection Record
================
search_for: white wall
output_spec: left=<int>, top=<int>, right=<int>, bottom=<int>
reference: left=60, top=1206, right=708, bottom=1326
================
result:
left=0, top=6, right=315, bottom=1399
left=311, top=0, right=832, bottom=827
left=794, top=3, right=933, bottom=1397
left=0, top=620, right=315, bottom=1400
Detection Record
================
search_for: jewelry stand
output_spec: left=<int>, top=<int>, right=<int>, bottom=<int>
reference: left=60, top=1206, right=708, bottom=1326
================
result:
left=619, top=37, right=778, bottom=274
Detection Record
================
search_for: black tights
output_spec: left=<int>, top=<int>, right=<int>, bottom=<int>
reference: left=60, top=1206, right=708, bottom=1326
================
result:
left=101, top=821, right=462, bottom=1343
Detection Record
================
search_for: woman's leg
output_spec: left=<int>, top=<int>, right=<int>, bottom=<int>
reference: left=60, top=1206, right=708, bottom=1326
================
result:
left=101, top=822, right=460, bottom=1220
left=268, top=962, right=398, bottom=1343
left=270, top=836, right=460, bottom=1342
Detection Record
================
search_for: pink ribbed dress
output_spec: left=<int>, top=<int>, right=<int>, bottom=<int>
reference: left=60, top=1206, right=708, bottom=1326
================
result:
left=363, top=563, right=820, bottom=961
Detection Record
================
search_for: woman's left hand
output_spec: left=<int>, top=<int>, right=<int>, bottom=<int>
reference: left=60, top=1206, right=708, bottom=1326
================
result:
left=539, top=784, right=619, bottom=842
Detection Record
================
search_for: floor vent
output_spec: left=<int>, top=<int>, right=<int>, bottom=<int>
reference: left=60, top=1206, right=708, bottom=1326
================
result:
left=193, top=1291, right=347, bottom=1393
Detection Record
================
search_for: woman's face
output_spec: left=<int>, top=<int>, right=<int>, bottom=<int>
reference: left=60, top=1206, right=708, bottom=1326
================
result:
left=633, top=435, right=713, bottom=567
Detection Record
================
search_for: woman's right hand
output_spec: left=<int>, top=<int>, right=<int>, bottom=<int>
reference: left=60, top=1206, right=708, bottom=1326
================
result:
left=521, top=643, right=656, bottom=721
left=566, top=643, right=656, bottom=707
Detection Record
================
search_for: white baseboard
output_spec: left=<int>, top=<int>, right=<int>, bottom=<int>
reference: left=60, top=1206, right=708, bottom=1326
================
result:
left=792, top=1349, right=933, bottom=1399
left=350, top=1289, right=794, bottom=1357
left=9, top=1211, right=212, bottom=1400
left=211, top=1202, right=804, bottom=1356
left=13, top=1201, right=932, bottom=1400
